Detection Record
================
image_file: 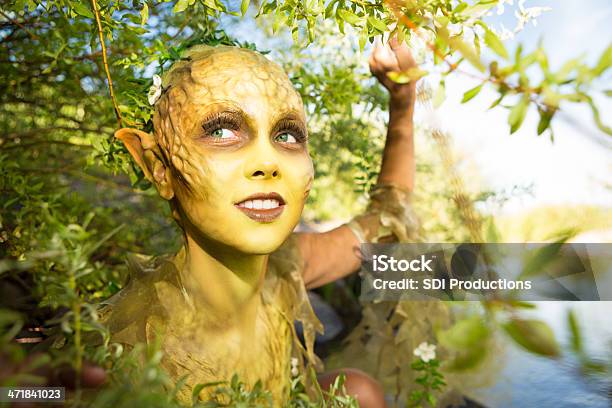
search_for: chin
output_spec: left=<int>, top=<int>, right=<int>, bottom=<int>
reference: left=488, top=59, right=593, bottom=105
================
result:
left=234, top=230, right=292, bottom=255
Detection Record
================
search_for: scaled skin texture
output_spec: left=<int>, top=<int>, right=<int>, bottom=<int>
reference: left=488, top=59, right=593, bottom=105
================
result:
left=154, top=46, right=314, bottom=255
left=104, top=46, right=322, bottom=405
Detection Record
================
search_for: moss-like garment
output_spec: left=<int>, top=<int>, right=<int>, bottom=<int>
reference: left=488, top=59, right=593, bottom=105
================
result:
left=99, top=234, right=323, bottom=405
left=99, top=184, right=417, bottom=405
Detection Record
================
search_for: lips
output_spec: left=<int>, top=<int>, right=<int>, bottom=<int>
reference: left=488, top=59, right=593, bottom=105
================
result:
left=234, top=192, right=286, bottom=222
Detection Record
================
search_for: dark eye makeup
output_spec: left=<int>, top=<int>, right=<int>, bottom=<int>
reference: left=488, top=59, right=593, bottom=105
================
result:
left=201, top=111, right=242, bottom=135
left=197, top=110, right=308, bottom=145
left=274, top=119, right=308, bottom=143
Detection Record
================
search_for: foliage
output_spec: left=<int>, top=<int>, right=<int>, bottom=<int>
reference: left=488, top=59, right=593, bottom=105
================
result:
left=1, top=0, right=609, bottom=407
left=408, top=357, right=446, bottom=408
left=234, top=0, right=610, bottom=137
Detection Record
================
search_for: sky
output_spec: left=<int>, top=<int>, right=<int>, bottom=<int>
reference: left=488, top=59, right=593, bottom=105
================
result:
left=225, top=0, right=612, bottom=216
left=430, top=0, right=612, bottom=215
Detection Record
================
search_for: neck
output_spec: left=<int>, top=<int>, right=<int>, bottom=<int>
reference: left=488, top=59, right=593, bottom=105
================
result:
left=178, top=232, right=268, bottom=327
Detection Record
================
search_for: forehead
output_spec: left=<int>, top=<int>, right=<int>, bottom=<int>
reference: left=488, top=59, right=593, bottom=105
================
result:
left=178, top=50, right=304, bottom=120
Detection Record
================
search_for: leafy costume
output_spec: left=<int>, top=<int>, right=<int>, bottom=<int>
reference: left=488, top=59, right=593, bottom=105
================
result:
left=99, top=183, right=419, bottom=405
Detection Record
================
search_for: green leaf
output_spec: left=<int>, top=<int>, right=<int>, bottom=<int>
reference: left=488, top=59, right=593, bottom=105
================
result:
left=462, top=1, right=497, bottom=18
left=567, top=310, right=582, bottom=353
left=72, top=3, right=93, bottom=19
left=484, top=28, right=508, bottom=60
left=555, top=57, right=581, bottom=82
left=240, top=0, right=249, bottom=16
left=437, top=316, right=491, bottom=370
left=272, top=11, right=284, bottom=33
left=291, top=26, right=298, bottom=43
left=461, top=83, right=483, bottom=103
left=443, top=27, right=485, bottom=72
left=438, top=316, right=489, bottom=350
left=173, top=0, right=190, bottom=13
left=592, top=43, right=612, bottom=76
left=358, top=31, right=367, bottom=52
left=433, top=80, right=446, bottom=108
left=537, top=108, right=554, bottom=135
left=584, top=95, right=612, bottom=135
left=140, top=3, right=149, bottom=25
left=387, top=67, right=427, bottom=83
left=337, top=9, right=362, bottom=26
left=503, top=318, right=560, bottom=357
left=324, top=0, right=336, bottom=19
left=367, top=16, right=387, bottom=32
left=488, top=94, right=505, bottom=109
left=514, top=44, right=523, bottom=66
left=520, top=241, right=564, bottom=278
left=508, top=300, right=536, bottom=309
left=508, top=95, right=529, bottom=134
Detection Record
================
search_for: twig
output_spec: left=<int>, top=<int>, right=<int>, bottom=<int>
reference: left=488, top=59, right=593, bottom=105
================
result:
left=0, top=9, right=39, bottom=40
left=383, top=1, right=548, bottom=106
left=90, top=0, right=123, bottom=128
left=1, top=140, right=94, bottom=150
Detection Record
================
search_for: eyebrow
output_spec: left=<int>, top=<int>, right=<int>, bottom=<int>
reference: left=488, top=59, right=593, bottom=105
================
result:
left=270, top=111, right=307, bottom=136
left=273, top=109, right=303, bottom=121
left=199, top=107, right=249, bottom=130
left=200, top=105, right=306, bottom=133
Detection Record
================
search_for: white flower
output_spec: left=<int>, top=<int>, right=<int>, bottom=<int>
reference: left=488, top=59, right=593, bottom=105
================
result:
left=148, top=74, right=163, bottom=106
left=414, top=342, right=437, bottom=363
left=514, top=1, right=551, bottom=32
left=290, top=357, right=299, bottom=377
left=497, top=0, right=514, bottom=15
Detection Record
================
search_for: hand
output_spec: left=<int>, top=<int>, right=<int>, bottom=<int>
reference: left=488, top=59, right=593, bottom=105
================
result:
left=369, top=36, right=418, bottom=104
left=0, top=352, right=106, bottom=389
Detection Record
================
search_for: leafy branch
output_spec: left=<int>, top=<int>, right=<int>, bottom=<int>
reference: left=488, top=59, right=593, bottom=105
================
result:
left=89, top=0, right=122, bottom=127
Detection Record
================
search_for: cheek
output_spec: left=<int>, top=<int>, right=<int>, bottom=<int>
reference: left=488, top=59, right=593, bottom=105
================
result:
left=284, top=154, right=314, bottom=202
left=188, top=147, right=245, bottom=196
left=172, top=150, right=236, bottom=216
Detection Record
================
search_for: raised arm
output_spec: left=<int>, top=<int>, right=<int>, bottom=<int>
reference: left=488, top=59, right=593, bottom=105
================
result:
left=299, top=38, right=418, bottom=289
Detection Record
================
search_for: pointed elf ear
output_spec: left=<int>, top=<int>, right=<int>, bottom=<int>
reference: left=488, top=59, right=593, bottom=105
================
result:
left=115, top=128, right=174, bottom=200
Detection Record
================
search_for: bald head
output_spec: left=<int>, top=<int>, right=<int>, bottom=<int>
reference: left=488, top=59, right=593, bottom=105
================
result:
left=152, top=45, right=305, bottom=161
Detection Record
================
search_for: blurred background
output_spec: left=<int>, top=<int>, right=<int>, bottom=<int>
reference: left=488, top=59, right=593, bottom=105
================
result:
left=0, top=0, right=610, bottom=406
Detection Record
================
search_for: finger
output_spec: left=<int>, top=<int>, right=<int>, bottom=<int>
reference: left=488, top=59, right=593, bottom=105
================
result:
left=369, top=38, right=385, bottom=71
left=390, top=40, right=416, bottom=70
left=53, top=362, right=107, bottom=389
left=388, top=35, right=400, bottom=50
left=368, top=50, right=379, bottom=73
left=378, top=48, right=401, bottom=71
left=81, top=363, right=106, bottom=388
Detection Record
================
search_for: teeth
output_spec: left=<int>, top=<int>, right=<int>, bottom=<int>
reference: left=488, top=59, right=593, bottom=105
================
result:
left=238, top=199, right=281, bottom=210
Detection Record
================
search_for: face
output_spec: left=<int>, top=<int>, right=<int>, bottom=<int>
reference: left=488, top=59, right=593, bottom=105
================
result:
left=154, top=48, right=313, bottom=255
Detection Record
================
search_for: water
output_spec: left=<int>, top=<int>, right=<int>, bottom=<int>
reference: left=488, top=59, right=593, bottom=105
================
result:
left=469, top=302, right=611, bottom=407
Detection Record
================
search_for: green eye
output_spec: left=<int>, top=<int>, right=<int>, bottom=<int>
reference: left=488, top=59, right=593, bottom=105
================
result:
left=211, top=128, right=234, bottom=139
left=275, top=133, right=297, bottom=143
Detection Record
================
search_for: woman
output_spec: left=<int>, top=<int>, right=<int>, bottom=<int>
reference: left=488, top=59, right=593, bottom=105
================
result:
left=105, top=37, right=419, bottom=407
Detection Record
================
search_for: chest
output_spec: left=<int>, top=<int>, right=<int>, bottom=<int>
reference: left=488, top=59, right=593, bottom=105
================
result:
left=147, top=297, right=294, bottom=404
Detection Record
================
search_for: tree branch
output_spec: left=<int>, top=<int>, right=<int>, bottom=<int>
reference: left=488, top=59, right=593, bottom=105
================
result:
left=0, top=9, right=39, bottom=40
left=90, top=0, right=122, bottom=128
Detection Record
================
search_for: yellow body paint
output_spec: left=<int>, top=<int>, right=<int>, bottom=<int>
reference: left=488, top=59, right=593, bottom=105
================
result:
left=107, top=46, right=321, bottom=405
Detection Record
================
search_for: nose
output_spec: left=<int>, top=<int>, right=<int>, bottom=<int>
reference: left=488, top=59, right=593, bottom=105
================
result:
left=243, top=125, right=284, bottom=180
left=244, top=143, right=281, bottom=180
left=246, top=161, right=280, bottom=180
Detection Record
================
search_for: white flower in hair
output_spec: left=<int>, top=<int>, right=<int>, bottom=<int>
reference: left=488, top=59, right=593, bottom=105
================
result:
left=413, top=342, right=436, bottom=363
left=290, top=357, right=299, bottom=377
left=148, top=74, right=163, bottom=106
